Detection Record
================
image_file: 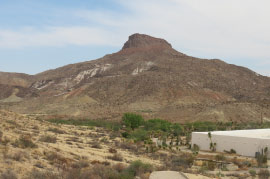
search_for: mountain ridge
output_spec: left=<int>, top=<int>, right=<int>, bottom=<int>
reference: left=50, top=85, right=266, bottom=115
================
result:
left=0, top=33, right=270, bottom=122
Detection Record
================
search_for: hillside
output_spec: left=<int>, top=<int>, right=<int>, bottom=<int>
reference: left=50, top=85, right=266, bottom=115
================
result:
left=0, top=33, right=270, bottom=122
left=0, top=110, right=162, bottom=178
left=0, top=110, right=262, bottom=178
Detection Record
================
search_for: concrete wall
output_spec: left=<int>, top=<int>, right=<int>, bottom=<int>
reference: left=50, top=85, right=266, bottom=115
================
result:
left=191, top=132, right=270, bottom=157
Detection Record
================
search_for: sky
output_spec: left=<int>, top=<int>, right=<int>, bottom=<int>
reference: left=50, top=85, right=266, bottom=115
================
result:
left=0, top=0, right=269, bottom=76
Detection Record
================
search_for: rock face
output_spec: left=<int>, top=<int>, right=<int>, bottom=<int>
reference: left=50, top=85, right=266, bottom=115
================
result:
left=0, top=33, right=270, bottom=122
left=122, top=33, right=172, bottom=49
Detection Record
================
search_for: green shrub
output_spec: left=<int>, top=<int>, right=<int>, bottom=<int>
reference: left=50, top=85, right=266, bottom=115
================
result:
left=230, top=149, right=236, bottom=154
left=144, top=119, right=171, bottom=132
left=122, top=113, right=144, bottom=130
left=192, top=144, right=200, bottom=154
left=122, top=132, right=130, bottom=138
left=249, top=169, right=256, bottom=177
left=125, top=160, right=153, bottom=177
left=256, top=150, right=268, bottom=167
left=192, top=121, right=217, bottom=132
left=171, top=123, right=183, bottom=136
left=129, top=129, right=149, bottom=142
left=112, top=125, right=120, bottom=132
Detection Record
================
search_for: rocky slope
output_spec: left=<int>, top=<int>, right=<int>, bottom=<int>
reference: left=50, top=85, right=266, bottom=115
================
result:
left=0, top=33, right=270, bottom=122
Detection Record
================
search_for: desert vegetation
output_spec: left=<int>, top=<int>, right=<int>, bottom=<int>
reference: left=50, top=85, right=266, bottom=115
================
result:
left=1, top=110, right=270, bottom=178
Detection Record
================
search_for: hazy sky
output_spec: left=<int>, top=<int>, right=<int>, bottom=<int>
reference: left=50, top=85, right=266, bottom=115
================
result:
left=0, top=0, right=269, bottom=76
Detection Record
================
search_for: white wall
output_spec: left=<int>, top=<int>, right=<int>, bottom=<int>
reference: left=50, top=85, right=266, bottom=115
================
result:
left=191, top=132, right=270, bottom=157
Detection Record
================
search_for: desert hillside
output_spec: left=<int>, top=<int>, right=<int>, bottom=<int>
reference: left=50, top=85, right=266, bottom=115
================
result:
left=1, top=110, right=265, bottom=179
left=0, top=34, right=270, bottom=122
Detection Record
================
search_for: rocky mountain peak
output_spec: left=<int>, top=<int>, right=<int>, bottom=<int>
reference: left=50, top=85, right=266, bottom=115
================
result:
left=122, top=33, right=172, bottom=50
left=1, top=33, right=270, bottom=122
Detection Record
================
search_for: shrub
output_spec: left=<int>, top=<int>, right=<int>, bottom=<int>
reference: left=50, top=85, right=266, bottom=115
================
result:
left=118, top=142, right=138, bottom=152
left=242, top=160, right=252, bottom=167
left=129, top=129, right=149, bottom=142
left=47, top=128, right=65, bottom=134
left=63, top=164, right=132, bottom=179
left=249, top=169, right=256, bottom=177
left=10, top=151, right=28, bottom=161
left=171, top=123, right=183, bottom=136
left=258, top=169, right=270, bottom=179
left=43, top=151, right=68, bottom=167
left=190, top=121, right=217, bottom=132
left=112, top=125, right=120, bottom=132
left=108, top=153, right=123, bottom=162
left=90, top=142, right=102, bottom=149
left=0, top=169, right=18, bottom=179
left=13, top=135, right=37, bottom=148
left=71, top=160, right=89, bottom=169
left=26, top=169, right=60, bottom=179
left=2, top=145, right=9, bottom=159
left=122, top=132, right=130, bottom=138
left=170, top=154, right=194, bottom=169
left=122, top=113, right=144, bottom=130
left=39, top=135, right=57, bottom=143
left=256, top=151, right=268, bottom=167
left=113, top=163, right=126, bottom=173
left=215, top=154, right=226, bottom=161
left=125, top=160, right=153, bottom=177
left=0, top=130, right=3, bottom=143
left=48, top=118, right=121, bottom=131
left=44, top=151, right=59, bottom=161
left=109, top=148, right=117, bottom=153
left=230, top=149, right=236, bottom=154
left=192, top=144, right=200, bottom=154
left=206, top=161, right=216, bottom=171
left=144, top=119, right=171, bottom=132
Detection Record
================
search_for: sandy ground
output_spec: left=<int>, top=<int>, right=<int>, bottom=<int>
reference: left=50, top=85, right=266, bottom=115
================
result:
left=150, top=171, right=188, bottom=179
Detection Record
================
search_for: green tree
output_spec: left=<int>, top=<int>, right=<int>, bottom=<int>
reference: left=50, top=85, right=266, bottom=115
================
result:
left=144, top=119, right=171, bottom=132
left=172, top=123, right=183, bottom=136
left=122, top=113, right=144, bottom=130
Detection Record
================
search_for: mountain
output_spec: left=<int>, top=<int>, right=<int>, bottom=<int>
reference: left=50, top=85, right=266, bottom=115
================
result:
left=1, top=33, right=270, bottom=122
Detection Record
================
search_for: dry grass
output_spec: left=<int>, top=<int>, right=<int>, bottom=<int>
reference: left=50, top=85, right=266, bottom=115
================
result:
left=107, top=153, right=124, bottom=162
left=26, top=169, right=60, bottom=179
left=109, top=148, right=117, bottom=153
left=0, top=169, right=17, bottom=179
left=9, top=151, right=29, bottom=162
left=258, top=169, right=270, bottom=179
left=71, top=160, right=89, bottom=169
left=0, top=110, right=196, bottom=178
left=13, top=135, right=37, bottom=149
left=39, top=135, right=57, bottom=143
left=47, top=128, right=65, bottom=134
left=0, top=130, right=3, bottom=143
left=90, top=142, right=102, bottom=149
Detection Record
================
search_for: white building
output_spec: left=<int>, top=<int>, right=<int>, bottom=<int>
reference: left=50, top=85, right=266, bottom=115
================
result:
left=192, top=129, right=270, bottom=157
